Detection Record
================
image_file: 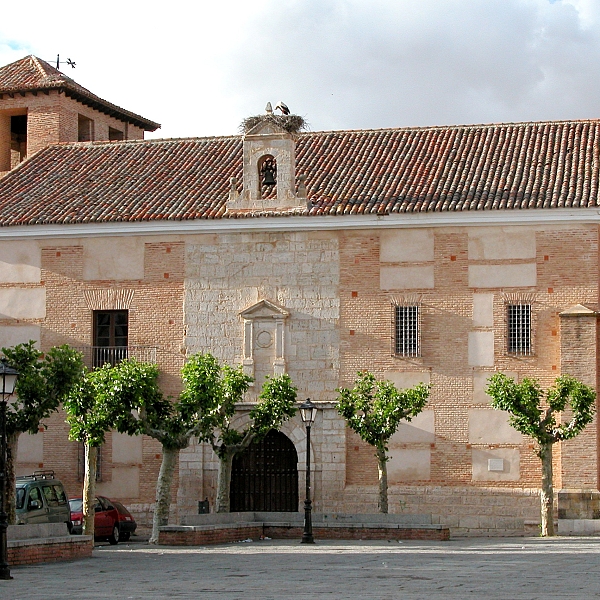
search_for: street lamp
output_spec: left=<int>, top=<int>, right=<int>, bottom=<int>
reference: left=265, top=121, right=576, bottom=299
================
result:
left=0, top=359, right=19, bottom=580
left=299, top=398, right=318, bottom=544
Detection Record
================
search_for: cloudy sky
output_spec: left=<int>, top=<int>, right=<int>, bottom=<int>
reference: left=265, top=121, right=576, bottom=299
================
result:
left=1, top=0, right=599, bottom=139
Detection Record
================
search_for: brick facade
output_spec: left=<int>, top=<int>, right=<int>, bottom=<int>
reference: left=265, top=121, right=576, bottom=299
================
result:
left=8, top=222, right=599, bottom=535
left=0, top=89, right=145, bottom=175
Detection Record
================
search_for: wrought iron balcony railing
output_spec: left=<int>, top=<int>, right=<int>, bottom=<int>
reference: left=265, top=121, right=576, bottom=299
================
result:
left=72, top=346, right=157, bottom=369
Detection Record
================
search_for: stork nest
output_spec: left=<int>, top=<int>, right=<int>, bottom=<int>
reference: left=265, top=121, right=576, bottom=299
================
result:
left=240, top=114, right=308, bottom=134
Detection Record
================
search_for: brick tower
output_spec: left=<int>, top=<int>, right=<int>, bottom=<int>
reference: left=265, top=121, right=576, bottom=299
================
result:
left=0, top=55, right=160, bottom=177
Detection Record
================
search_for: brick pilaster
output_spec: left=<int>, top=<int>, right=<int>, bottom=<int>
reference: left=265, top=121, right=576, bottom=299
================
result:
left=559, top=304, right=599, bottom=489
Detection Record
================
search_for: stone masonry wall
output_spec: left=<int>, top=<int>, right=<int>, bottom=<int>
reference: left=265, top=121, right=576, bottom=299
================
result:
left=180, top=231, right=344, bottom=515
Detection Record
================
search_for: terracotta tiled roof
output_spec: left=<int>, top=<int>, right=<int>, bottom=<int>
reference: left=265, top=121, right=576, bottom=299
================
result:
left=0, top=56, right=160, bottom=131
left=0, top=119, right=599, bottom=226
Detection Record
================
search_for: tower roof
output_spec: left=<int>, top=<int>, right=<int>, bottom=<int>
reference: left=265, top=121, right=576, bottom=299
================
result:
left=0, top=55, right=160, bottom=131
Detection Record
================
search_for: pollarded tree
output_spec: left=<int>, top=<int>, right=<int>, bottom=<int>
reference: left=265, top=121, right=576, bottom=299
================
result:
left=178, top=353, right=253, bottom=514
left=486, top=373, right=596, bottom=537
left=139, top=391, right=192, bottom=544
left=2, top=341, right=84, bottom=524
left=337, top=372, right=430, bottom=514
left=64, top=359, right=161, bottom=540
left=181, top=353, right=298, bottom=513
left=139, top=384, right=223, bottom=545
left=209, top=375, right=298, bottom=513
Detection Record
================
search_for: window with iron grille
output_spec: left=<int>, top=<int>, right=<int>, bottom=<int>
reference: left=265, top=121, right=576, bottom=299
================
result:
left=93, top=310, right=128, bottom=367
left=395, top=305, right=420, bottom=357
left=507, top=304, right=532, bottom=355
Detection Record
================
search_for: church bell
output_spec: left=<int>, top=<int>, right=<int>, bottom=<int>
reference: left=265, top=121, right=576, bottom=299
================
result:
left=262, top=169, right=276, bottom=186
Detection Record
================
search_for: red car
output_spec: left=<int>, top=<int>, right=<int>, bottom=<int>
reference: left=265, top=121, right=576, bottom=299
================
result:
left=69, top=495, right=137, bottom=544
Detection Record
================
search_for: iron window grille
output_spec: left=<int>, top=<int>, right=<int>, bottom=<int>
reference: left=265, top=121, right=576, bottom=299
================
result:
left=93, top=310, right=128, bottom=367
left=507, top=303, right=532, bottom=355
left=394, top=305, right=420, bottom=357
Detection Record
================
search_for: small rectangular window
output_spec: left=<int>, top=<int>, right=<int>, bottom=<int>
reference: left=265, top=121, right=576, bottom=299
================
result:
left=78, top=114, right=94, bottom=142
left=109, top=127, right=124, bottom=141
left=507, top=304, right=532, bottom=355
left=395, top=305, right=420, bottom=357
left=10, top=114, right=27, bottom=167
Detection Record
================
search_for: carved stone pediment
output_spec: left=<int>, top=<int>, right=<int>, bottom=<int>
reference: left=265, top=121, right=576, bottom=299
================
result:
left=559, top=304, right=599, bottom=317
left=244, top=121, right=287, bottom=137
left=240, top=299, right=290, bottom=320
left=240, top=300, right=289, bottom=384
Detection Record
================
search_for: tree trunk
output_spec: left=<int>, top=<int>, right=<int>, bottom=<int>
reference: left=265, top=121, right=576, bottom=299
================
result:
left=5, top=432, right=18, bottom=525
left=149, top=445, right=178, bottom=544
left=539, top=442, right=555, bottom=537
left=215, top=451, right=234, bottom=513
left=376, top=446, right=388, bottom=514
left=83, top=444, right=97, bottom=539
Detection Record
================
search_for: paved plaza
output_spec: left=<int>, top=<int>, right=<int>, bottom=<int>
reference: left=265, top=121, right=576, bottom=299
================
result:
left=5, top=536, right=600, bottom=599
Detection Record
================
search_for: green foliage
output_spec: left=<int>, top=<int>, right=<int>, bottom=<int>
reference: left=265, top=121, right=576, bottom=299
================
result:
left=486, top=373, right=596, bottom=451
left=2, top=341, right=84, bottom=436
left=180, top=353, right=253, bottom=449
left=64, top=359, right=161, bottom=447
left=337, top=372, right=430, bottom=452
left=250, top=374, right=298, bottom=439
left=180, top=353, right=297, bottom=457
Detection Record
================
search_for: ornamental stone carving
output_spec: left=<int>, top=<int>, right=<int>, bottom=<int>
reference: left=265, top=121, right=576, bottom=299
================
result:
left=239, top=299, right=289, bottom=385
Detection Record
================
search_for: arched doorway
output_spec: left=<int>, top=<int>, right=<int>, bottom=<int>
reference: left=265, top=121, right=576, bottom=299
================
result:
left=230, top=429, right=298, bottom=512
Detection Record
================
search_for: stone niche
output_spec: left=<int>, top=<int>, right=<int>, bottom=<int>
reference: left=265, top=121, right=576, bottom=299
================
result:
left=227, top=119, right=306, bottom=212
left=240, top=300, right=289, bottom=389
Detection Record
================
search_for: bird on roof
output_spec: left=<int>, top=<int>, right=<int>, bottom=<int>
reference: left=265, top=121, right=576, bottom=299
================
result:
left=275, top=102, right=290, bottom=115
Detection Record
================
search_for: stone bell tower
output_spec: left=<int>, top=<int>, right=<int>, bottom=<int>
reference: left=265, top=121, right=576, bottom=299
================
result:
left=227, top=104, right=308, bottom=212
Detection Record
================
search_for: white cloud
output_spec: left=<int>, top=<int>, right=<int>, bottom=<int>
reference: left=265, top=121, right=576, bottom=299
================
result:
left=1, top=0, right=599, bottom=137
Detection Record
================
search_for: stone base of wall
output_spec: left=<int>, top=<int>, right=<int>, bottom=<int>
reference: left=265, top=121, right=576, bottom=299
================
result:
left=342, top=485, right=542, bottom=536
left=558, top=519, right=600, bottom=536
left=159, top=514, right=449, bottom=545
left=8, top=536, right=93, bottom=566
left=558, top=489, right=600, bottom=519
left=127, top=502, right=156, bottom=530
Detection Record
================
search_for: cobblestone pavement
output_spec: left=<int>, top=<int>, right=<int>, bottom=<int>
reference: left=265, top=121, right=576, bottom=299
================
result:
left=5, top=536, right=600, bottom=599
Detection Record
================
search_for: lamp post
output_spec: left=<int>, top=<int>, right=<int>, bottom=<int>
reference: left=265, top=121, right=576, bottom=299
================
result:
left=0, top=359, right=19, bottom=580
left=299, top=398, right=318, bottom=544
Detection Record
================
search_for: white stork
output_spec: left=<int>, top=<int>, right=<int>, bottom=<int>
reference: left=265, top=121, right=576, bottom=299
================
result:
left=275, top=102, right=290, bottom=115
